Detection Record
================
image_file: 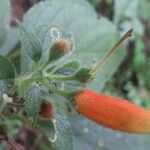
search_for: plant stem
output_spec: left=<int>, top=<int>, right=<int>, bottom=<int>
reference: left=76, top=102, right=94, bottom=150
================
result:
left=90, top=28, right=133, bottom=75
left=51, top=75, right=75, bottom=81
left=7, top=138, right=24, bottom=150
left=41, top=78, right=69, bottom=98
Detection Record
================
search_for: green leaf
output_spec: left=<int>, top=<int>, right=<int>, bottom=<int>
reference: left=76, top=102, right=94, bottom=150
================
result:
left=34, top=25, right=50, bottom=45
left=19, top=24, right=43, bottom=62
left=124, top=82, right=143, bottom=106
left=139, top=0, right=150, bottom=20
left=39, top=92, right=74, bottom=149
left=0, top=55, right=15, bottom=80
left=0, top=27, right=19, bottom=55
left=25, top=85, right=42, bottom=121
left=0, top=80, right=14, bottom=98
left=54, top=60, right=80, bottom=76
left=36, top=119, right=55, bottom=140
left=53, top=111, right=74, bottom=150
left=64, top=61, right=80, bottom=70
left=114, top=0, right=144, bottom=35
left=69, top=114, right=150, bottom=150
left=22, top=0, right=126, bottom=91
left=0, top=0, right=10, bottom=47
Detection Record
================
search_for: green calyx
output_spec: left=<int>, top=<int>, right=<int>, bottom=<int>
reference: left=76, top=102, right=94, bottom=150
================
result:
left=75, top=68, right=95, bottom=83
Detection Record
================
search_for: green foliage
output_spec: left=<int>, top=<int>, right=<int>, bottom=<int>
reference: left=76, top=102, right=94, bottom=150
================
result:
left=0, top=55, right=15, bottom=79
left=52, top=111, right=74, bottom=150
left=0, top=0, right=10, bottom=47
left=133, top=36, right=146, bottom=73
left=124, top=82, right=143, bottom=106
left=22, top=0, right=125, bottom=91
left=114, top=0, right=144, bottom=35
left=54, top=60, right=80, bottom=76
left=69, top=114, right=150, bottom=150
left=0, top=0, right=19, bottom=56
left=25, top=85, right=42, bottom=121
left=0, top=0, right=149, bottom=149
left=0, top=55, right=15, bottom=98
left=0, top=80, right=14, bottom=98
left=0, top=28, right=19, bottom=56
left=139, top=0, right=150, bottom=20
left=137, top=59, right=150, bottom=90
left=20, top=24, right=43, bottom=62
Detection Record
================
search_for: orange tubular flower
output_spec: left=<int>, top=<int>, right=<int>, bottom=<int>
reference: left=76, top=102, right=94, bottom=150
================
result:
left=75, top=89, right=150, bottom=134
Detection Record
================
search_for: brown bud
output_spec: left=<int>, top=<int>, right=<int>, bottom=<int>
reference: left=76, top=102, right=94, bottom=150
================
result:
left=54, top=39, right=73, bottom=54
left=39, top=101, right=54, bottom=120
left=48, top=39, right=73, bottom=62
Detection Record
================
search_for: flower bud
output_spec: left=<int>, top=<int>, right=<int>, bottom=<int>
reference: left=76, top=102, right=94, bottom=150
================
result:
left=39, top=101, right=54, bottom=120
left=75, top=68, right=94, bottom=83
left=48, top=39, right=73, bottom=62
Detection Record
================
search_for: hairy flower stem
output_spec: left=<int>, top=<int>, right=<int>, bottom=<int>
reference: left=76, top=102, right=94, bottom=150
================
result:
left=90, top=28, right=133, bottom=75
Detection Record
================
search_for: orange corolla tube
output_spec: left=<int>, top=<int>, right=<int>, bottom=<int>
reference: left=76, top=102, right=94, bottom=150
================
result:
left=74, top=89, right=150, bottom=134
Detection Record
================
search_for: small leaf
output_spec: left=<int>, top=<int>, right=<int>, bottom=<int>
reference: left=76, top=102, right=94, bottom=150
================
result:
left=25, top=85, right=42, bottom=121
left=0, top=55, right=15, bottom=80
left=64, top=61, right=80, bottom=70
left=55, top=67, right=76, bottom=76
left=0, top=28, right=19, bottom=55
left=19, top=24, right=42, bottom=62
left=55, top=60, right=80, bottom=76
left=53, top=111, right=74, bottom=150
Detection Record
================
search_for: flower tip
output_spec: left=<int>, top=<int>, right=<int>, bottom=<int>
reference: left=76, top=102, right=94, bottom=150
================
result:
left=54, top=38, right=73, bottom=54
